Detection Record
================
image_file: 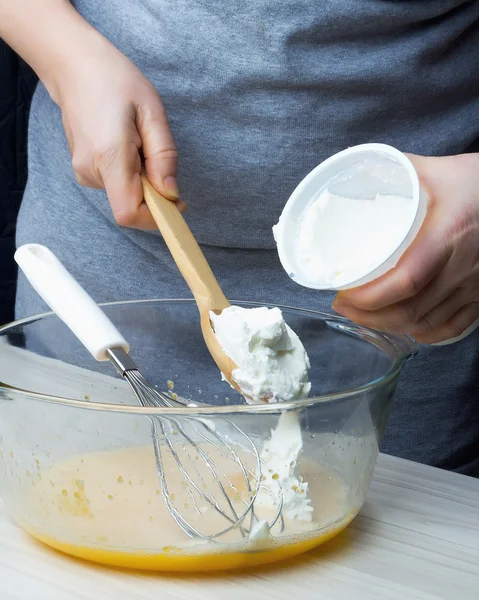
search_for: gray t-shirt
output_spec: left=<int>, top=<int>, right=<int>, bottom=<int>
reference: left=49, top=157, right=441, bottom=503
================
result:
left=16, top=0, right=479, bottom=474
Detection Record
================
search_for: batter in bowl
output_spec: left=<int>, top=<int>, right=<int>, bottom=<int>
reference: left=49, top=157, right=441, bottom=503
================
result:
left=21, top=444, right=355, bottom=571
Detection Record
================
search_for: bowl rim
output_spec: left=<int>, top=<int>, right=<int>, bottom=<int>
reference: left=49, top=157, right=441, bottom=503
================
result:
left=0, top=298, right=418, bottom=415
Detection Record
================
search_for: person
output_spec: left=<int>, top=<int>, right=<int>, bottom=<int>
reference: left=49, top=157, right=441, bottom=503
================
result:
left=1, top=1, right=478, bottom=475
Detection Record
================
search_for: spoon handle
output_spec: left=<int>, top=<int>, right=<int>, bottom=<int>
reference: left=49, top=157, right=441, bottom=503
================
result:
left=141, top=174, right=230, bottom=312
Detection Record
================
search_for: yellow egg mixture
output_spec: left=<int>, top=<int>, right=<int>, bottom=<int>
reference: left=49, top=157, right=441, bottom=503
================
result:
left=20, top=445, right=355, bottom=571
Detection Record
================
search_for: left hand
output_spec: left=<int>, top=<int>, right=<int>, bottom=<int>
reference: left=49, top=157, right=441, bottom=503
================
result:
left=332, top=152, right=479, bottom=344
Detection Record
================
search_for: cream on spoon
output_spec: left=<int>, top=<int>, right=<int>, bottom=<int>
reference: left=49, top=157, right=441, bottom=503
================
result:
left=141, top=174, right=311, bottom=403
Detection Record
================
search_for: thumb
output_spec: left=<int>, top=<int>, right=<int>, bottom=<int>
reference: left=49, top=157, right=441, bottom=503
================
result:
left=404, top=152, right=445, bottom=206
left=136, top=92, right=180, bottom=201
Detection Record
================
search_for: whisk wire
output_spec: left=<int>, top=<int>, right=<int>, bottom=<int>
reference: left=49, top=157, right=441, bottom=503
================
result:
left=108, top=347, right=283, bottom=542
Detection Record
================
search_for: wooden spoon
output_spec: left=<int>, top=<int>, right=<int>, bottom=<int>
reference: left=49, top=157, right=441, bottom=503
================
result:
left=140, top=173, right=241, bottom=395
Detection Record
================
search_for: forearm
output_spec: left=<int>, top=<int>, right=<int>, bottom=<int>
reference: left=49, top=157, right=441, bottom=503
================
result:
left=0, top=0, right=108, bottom=103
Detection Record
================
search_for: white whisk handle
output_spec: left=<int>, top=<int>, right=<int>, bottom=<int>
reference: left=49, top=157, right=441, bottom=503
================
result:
left=15, top=244, right=129, bottom=361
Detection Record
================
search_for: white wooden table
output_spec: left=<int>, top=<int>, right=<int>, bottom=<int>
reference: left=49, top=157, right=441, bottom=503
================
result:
left=0, top=453, right=478, bottom=600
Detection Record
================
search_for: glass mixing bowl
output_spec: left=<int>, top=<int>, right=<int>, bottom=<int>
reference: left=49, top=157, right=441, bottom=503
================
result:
left=0, top=300, right=416, bottom=571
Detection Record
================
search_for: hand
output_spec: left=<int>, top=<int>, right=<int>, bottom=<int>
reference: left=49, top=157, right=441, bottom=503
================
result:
left=332, top=153, right=479, bottom=344
left=55, top=32, right=185, bottom=229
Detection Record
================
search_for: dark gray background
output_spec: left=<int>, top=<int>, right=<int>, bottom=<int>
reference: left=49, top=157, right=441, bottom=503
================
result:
left=0, top=41, right=37, bottom=325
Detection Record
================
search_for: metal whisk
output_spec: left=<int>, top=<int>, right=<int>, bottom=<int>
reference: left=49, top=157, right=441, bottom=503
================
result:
left=107, top=347, right=283, bottom=541
left=15, top=244, right=284, bottom=542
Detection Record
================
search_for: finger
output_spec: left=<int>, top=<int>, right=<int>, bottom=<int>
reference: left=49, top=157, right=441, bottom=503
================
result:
left=335, top=257, right=468, bottom=333
left=73, top=162, right=104, bottom=189
left=400, top=262, right=462, bottom=325
left=406, top=266, right=479, bottom=334
left=332, top=282, right=461, bottom=334
left=410, top=288, right=470, bottom=339
left=71, top=141, right=105, bottom=189
left=333, top=285, right=469, bottom=336
left=136, top=93, right=180, bottom=201
left=415, top=301, right=479, bottom=345
left=175, top=198, right=188, bottom=213
left=332, top=302, right=407, bottom=334
left=97, top=140, right=157, bottom=230
left=337, top=288, right=478, bottom=342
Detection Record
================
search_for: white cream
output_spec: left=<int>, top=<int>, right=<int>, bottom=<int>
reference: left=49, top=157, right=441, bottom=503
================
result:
left=209, top=305, right=310, bottom=404
left=210, top=305, right=312, bottom=524
left=294, top=189, right=417, bottom=287
left=258, top=411, right=313, bottom=521
left=248, top=519, right=272, bottom=543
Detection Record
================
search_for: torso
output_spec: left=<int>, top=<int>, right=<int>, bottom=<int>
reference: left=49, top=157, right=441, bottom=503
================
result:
left=17, top=0, right=479, bottom=475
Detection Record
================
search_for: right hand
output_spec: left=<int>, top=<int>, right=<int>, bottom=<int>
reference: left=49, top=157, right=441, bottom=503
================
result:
left=54, top=34, right=185, bottom=229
